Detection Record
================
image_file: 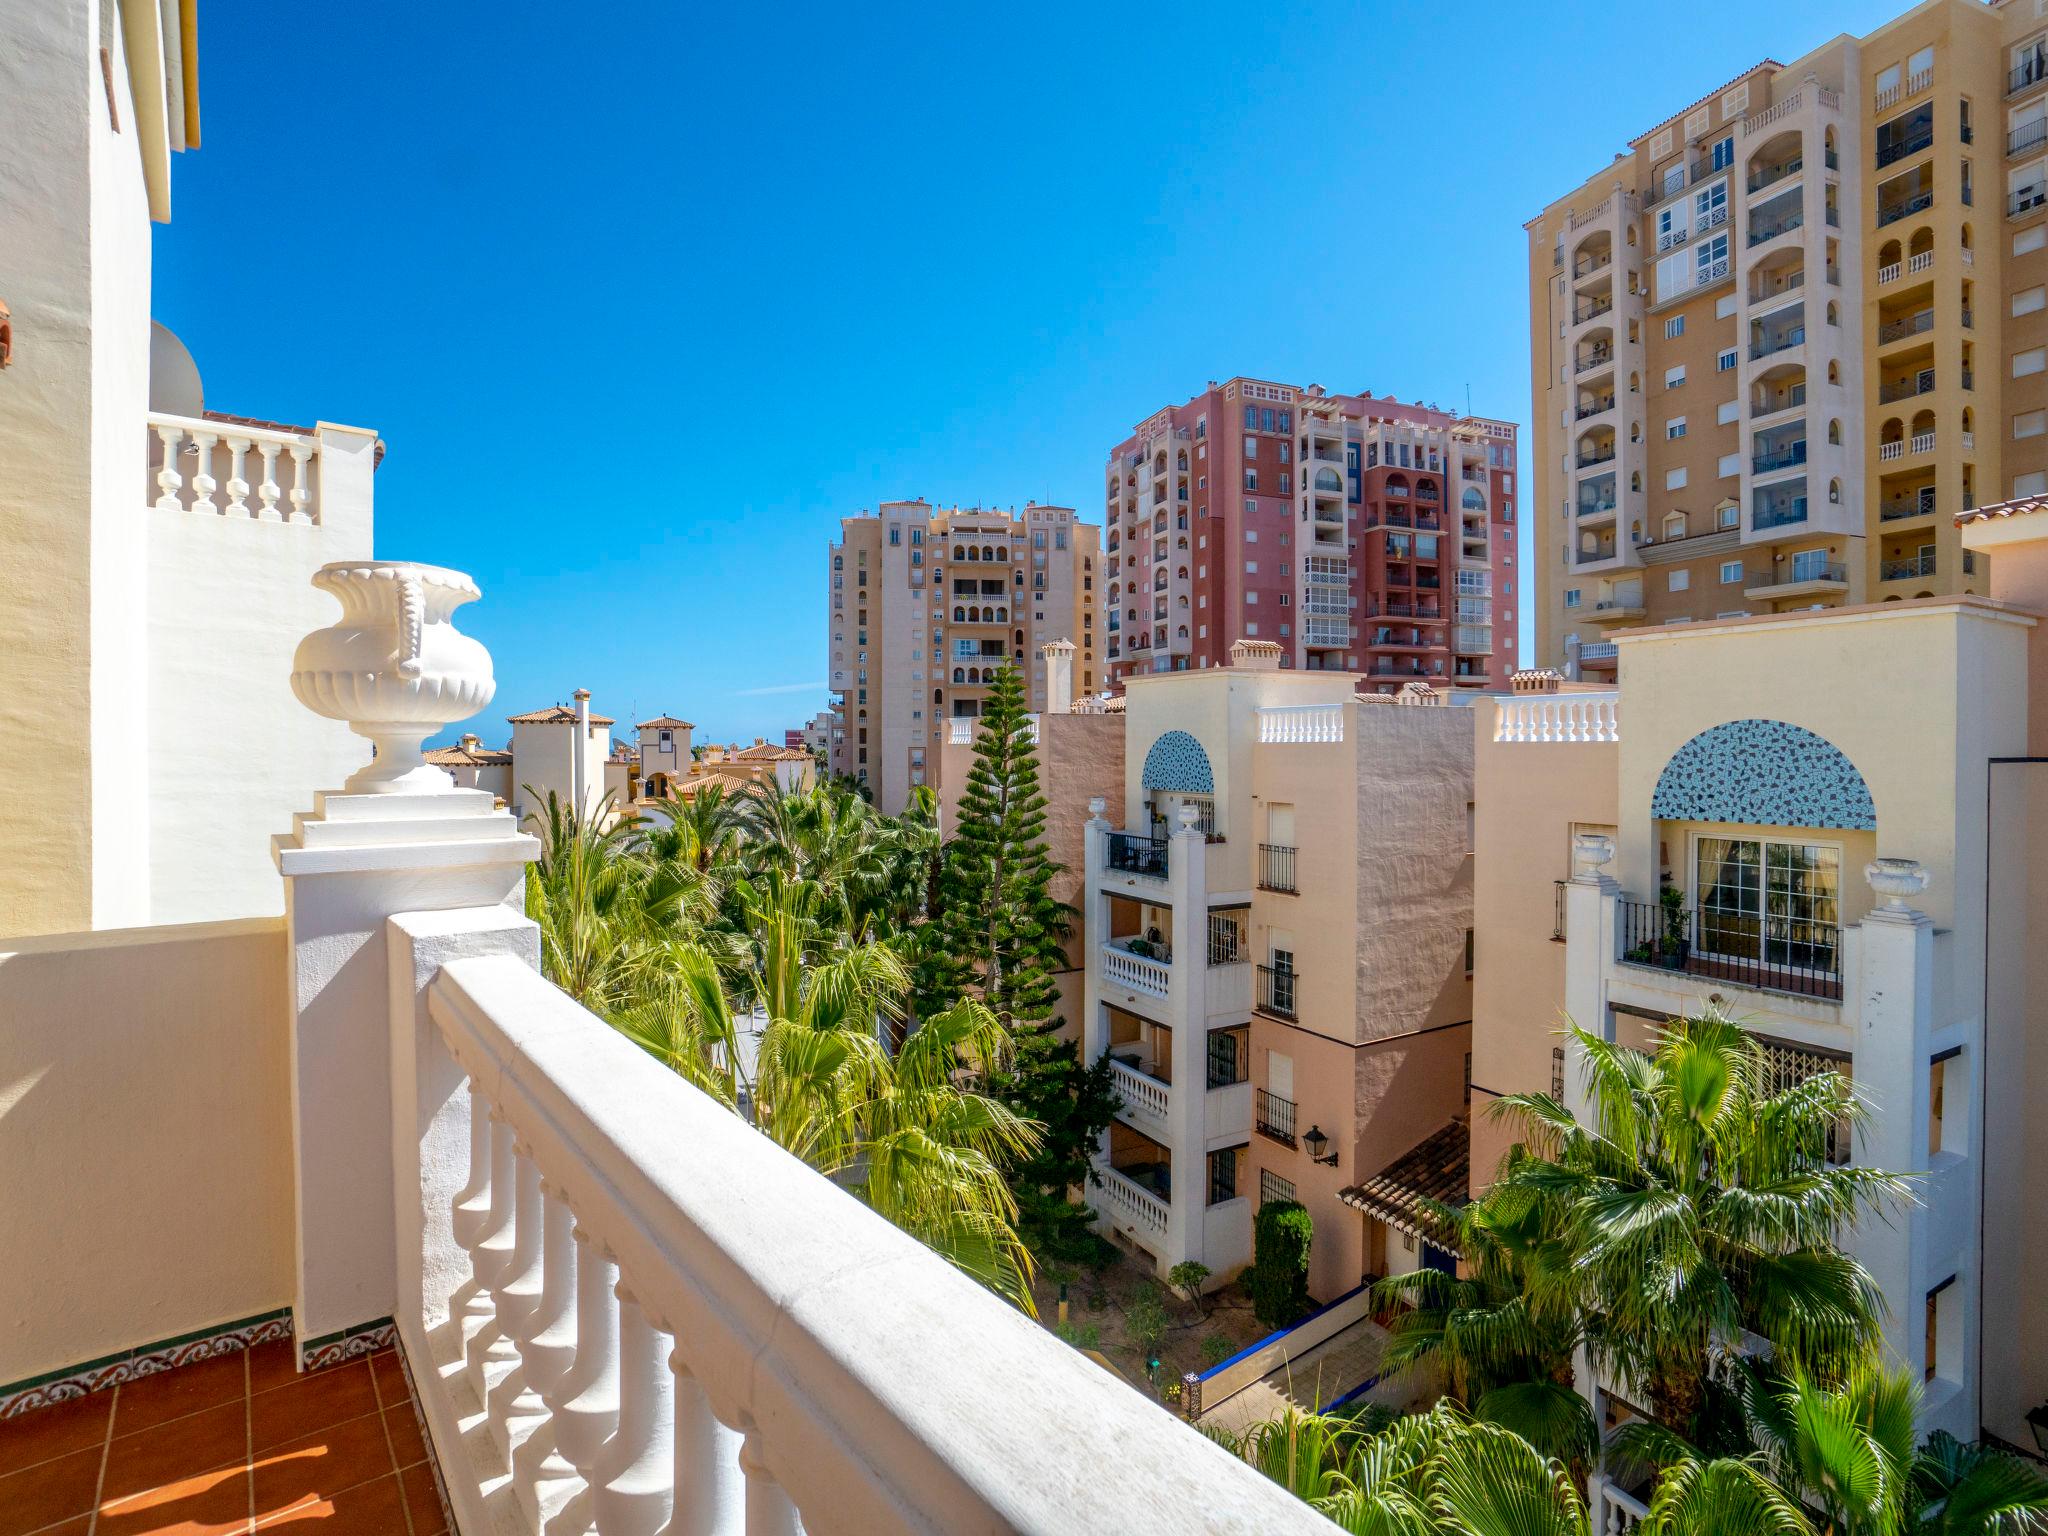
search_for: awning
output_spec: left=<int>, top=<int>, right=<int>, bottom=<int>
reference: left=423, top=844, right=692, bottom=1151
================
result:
left=1337, top=1117, right=1469, bottom=1247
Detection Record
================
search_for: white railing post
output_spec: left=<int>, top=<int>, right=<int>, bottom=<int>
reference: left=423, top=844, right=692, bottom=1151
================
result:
left=223, top=434, right=252, bottom=516
left=189, top=428, right=220, bottom=513
left=589, top=1287, right=676, bottom=1535
left=739, top=1423, right=802, bottom=1536
left=288, top=440, right=314, bottom=523
left=154, top=422, right=185, bottom=510
left=255, top=440, right=284, bottom=521
left=667, top=1356, right=743, bottom=1536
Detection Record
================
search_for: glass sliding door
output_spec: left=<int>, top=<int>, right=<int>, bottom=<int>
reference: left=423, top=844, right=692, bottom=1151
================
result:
left=1694, top=835, right=1840, bottom=973
left=1696, top=835, right=1761, bottom=959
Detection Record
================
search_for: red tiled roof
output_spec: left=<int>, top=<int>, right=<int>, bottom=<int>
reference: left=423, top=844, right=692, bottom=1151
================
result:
left=508, top=704, right=617, bottom=726
left=425, top=743, right=512, bottom=767
left=1957, top=495, right=2048, bottom=527
left=637, top=715, right=695, bottom=730
left=1337, top=1118, right=1469, bottom=1245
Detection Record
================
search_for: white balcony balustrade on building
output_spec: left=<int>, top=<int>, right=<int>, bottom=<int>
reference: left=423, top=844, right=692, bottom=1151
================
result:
left=1102, top=940, right=1172, bottom=997
left=149, top=412, right=322, bottom=521
left=1109, top=1056, right=1173, bottom=1140
left=1099, top=1166, right=1172, bottom=1238
left=1256, top=703, right=1346, bottom=743
left=1493, top=691, right=1620, bottom=743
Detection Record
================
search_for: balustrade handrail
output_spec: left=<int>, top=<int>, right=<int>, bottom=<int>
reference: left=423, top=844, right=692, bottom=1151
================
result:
left=148, top=411, right=322, bottom=522
left=1614, top=897, right=1841, bottom=999
left=1106, top=830, right=1169, bottom=877
left=1255, top=964, right=1298, bottom=1021
left=1259, top=843, right=1299, bottom=893
left=1257, top=704, right=1345, bottom=744
left=1494, top=693, right=1620, bottom=743
left=423, top=958, right=1325, bottom=1531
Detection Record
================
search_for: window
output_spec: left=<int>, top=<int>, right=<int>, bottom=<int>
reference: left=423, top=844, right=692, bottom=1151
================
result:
left=1664, top=315, right=1686, bottom=339
left=1791, top=548, right=1832, bottom=582
left=1925, top=1275, right=1957, bottom=1384
left=1244, top=469, right=1258, bottom=489
left=2018, top=348, right=2047, bottom=379
left=2018, top=409, right=2048, bottom=439
left=1719, top=452, right=1742, bottom=478
left=1245, top=560, right=1258, bottom=574
left=1717, top=348, right=1738, bottom=372
left=1929, top=1046, right=1959, bottom=1157
left=1721, top=560, right=1744, bottom=584
left=1208, top=1146, right=1243, bottom=1205
left=1695, top=836, right=1841, bottom=973
left=1666, top=467, right=1689, bottom=490
left=2020, top=224, right=2048, bottom=256
left=2018, top=470, right=2048, bottom=498
left=1564, top=587, right=1583, bottom=609
left=2017, top=286, right=2047, bottom=317
left=1666, top=416, right=1688, bottom=440
left=1244, top=435, right=1258, bottom=458
left=1695, top=232, right=1728, bottom=278
left=1717, top=399, right=1741, bottom=425
left=1669, top=569, right=1690, bottom=591
left=1665, top=364, right=1687, bottom=389
left=1710, top=134, right=1734, bottom=170
left=1259, top=1168, right=1296, bottom=1208
left=888, top=527, right=901, bottom=545
left=1718, top=502, right=1742, bottom=529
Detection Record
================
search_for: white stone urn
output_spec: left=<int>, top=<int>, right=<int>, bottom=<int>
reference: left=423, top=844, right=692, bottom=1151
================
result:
left=291, top=561, right=494, bottom=793
left=1865, top=856, right=1930, bottom=912
left=1572, top=831, right=1615, bottom=876
left=1088, top=795, right=1108, bottom=821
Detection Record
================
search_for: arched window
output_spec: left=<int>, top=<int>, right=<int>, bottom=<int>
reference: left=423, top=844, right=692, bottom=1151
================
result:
left=1828, top=418, right=1842, bottom=445
left=953, top=606, right=965, bottom=622
left=1828, top=477, right=1842, bottom=504
left=1461, top=486, right=1485, bottom=510
left=952, top=668, right=965, bottom=684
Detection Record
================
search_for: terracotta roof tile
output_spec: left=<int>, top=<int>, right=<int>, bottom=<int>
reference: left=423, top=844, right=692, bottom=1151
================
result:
left=508, top=704, right=617, bottom=726
left=637, top=715, right=695, bottom=730
left=1956, top=494, right=2048, bottom=527
left=425, top=743, right=512, bottom=767
left=1337, top=1118, right=1469, bottom=1246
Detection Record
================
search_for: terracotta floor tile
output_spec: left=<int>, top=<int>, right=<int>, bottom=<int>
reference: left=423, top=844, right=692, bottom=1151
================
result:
left=252, top=1472, right=407, bottom=1533
left=113, top=1353, right=248, bottom=1437
left=381, top=1402, right=426, bottom=1470
left=97, top=1459, right=252, bottom=1536
left=25, top=1519, right=92, bottom=1536
left=243, top=1343, right=298, bottom=1398
left=365, top=1351, right=408, bottom=1410
left=249, top=1363, right=375, bottom=1452
left=249, top=1412, right=394, bottom=1520
left=0, top=1444, right=104, bottom=1536
left=101, top=1401, right=248, bottom=1505
left=0, top=1391, right=112, bottom=1477
left=397, top=1462, right=446, bottom=1535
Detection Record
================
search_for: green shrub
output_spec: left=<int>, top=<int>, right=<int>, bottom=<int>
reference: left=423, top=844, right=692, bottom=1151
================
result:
left=1250, top=1200, right=1314, bottom=1328
left=1124, top=1280, right=1170, bottom=1356
left=1055, top=1321, right=1102, bottom=1351
left=1167, top=1260, right=1211, bottom=1308
left=1199, top=1332, right=1234, bottom=1369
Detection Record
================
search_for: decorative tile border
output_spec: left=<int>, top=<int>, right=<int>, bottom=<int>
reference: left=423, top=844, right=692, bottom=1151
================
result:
left=390, top=1329, right=458, bottom=1535
left=0, top=1307, right=293, bottom=1420
left=299, top=1316, right=397, bottom=1372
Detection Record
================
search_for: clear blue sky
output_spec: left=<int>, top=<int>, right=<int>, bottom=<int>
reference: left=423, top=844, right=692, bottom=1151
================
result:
left=156, top=0, right=1908, bottom=746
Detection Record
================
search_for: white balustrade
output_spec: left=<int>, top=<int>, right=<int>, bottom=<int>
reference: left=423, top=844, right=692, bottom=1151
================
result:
left=147, top=412, right=319, bottom=521
left=1109, top=1058, right=1172, bottom=1137
left=1098, top=1164, right=1171, bottom=1237
left=1256, top=702, right=1346, bottom=744
left=1909, top=250, right=1934, bottom=274
left=1493, top=692, right=1620, bottom=744
left=414, top=954, right=1326, bottom=1534
left=948, top=718, right=973, bottom=744
left=1593, top=1478, right=1650, bottom=1535
left=1102, top=941, right=1172, bottom=998
left=1911, top=431, right=1937, bottom=456
left=1878, top=261, right=1902, bottom=285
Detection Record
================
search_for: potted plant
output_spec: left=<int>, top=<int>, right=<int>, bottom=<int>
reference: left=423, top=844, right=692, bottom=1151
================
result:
left=1659, top=885, right=1690, bottom=969
left=1125, top=937, right=1153, bottom=959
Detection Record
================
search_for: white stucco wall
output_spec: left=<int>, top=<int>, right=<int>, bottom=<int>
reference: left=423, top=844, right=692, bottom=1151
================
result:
left=0, top=919, right=296, bottom=1384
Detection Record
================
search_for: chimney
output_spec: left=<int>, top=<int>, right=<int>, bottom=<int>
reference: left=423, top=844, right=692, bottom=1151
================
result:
left=1229, top=638, right=1284, bottom=672
left=1510, top=668, right=1564, bottom=694
left=572, top=689, right=591, bottom=818
left=1042, top=638, right=1076, bottom=714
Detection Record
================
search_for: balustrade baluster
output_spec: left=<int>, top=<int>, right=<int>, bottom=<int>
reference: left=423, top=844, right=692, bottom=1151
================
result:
left=453, top=1083, right=493, bottom=1248
left=739, top=1423, right=802, bottom=1536
left=287, top=441, right=314, bottom=523
left=465, top=1112, right=520, bottom=1392
left=589, top=1287, right=677, bottom=1536
left=223, top=436, right=252, bottom=516
left=255, top=441, right=284, bottom=521
left=507, top=1180, right=585, bottom=1514
left=498, top=1147, right=547, bottom=1336
left=154, top=424, right=185, bottom=511
left=665, top=1354, right=743, bottom=1536
left=189, top=430, right=220, bottom=513
left=546, top=1229, right=622, bottom=1475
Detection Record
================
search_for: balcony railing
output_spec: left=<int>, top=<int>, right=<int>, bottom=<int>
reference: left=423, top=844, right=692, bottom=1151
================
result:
left=1577, top=447, right=1617, bottom=468
left=1109, top=1056, right=1172, bottom=1137
left=1574, top=348, right=1615, bottom=375
left=1753, top=497, right=1810, bottom=531
left=1255, top=965, right=1298, bottom=1022
left=148, top=413, right=326, bottom=521
left=1254, top=1086, right=1298, bottom=1146
left=1750, top=327, right=1805, bottom=360
left=1099, top=1163, right=1171, bottom=1237
left=1751, top=561, right=1848, bottom=587
left=1575, top=396, right=1616, bottom=421
left=1573, top=296, right=1614, bottom=324
left=1493, top=691, right=1620, bottom=743
left=1106, top=831, right=1168, bottom=878
left=1749, top=209, right=1804, bottom=246
left=1259, top=843, right=1299, bottom=893
left=1752, top=441, right=1808, bottom=474
left=412, top=957, right=1313, bottom=1533
left=2012, top=51, right=2048, bottom=96
left=1875, top=128, right=1933, bottom=170
left=1882, top=552, right=1937, bottom=581
left=1103, top=940, right=1172, bottom=998
left=1615, top=897, right=1841, bottom=1000
left=1880, top=496, right=1936, bottom=521
left=1258, top=703, right=1345, bottom=743
left=1879, top=309, right=1936, bottom=345
left=1748, top=157, right=1804, bottom=193
left=1877, top=190, right=1933, bottom=227
left=2014, top=120, right=2048, bottom=157
left=1879, top=374, right=1935, bottom=403
left=2013, top=187, right=2048, bottom=218
left=1553, top=879, right=1569, bottom=942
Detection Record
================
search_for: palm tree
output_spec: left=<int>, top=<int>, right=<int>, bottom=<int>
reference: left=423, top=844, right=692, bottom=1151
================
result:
left=524, top=787, right=653, bottom=1012
left=1489, top=1012, right=1912, bottom=1434
left=1371, top=1180, right=1593, bottom=1468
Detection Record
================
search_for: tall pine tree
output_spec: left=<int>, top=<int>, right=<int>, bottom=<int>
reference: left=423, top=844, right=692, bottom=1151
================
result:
left=935, top=665, right=1118, bottom=1266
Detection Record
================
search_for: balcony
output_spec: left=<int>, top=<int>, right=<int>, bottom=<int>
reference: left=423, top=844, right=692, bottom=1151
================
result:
left=2013, top=119, right=2048, bottom=158
left=1748, top=156, right=1806, bottom=193
left=1882, top=551, right=1938, bottom=582
left=1098, top=1161, right=1172, bottom=1240
left=1879, top=309, right=1935, bottom=346
left=1106, top=830, right=1168, bottom=878
left=1573, top=347, right=1615, bottom=376
left=1103, top=938, right=1172, bottom=997
left=1752, top=440, right=1808, bottom=475
left=1752, top=489, right=1810, bottom=532
left=1878, top=190, right=1933, bottom=227
left=1259, top=842, right=1298, bottom=893
left=2013, top=186, right=2048, bottom=219
left=1255, top=964, right=1298, bottom=1022
left=1748, top=201, right=1804, bottom=247
left=1590, top=595, right=1645, bottom=622
left=1109, top=1055, right=1172, bottom=1141
left=1875, top=125, right=1934, bottom=171
left=2012, top=49, right=2048, bottom=97
left=1572, top=295, right=1614, bottom=325
left=1618, top=896, right=1841, bottom=1000
left=1880, top=494, right=1937, bottom=522
left=1575, top=394, right=1617, bottom=421
left=1254, top=1086, right=1299, bottom=1147
left=1879, top=373, right=1936, bottom=404
left=1745, top=561, right=1849, bottom=600
left=147, top=413, right=334, bottom=521
left=1750, top=325, right=1805, bottom=361
left=1576, top=446, right=1617, bottom=469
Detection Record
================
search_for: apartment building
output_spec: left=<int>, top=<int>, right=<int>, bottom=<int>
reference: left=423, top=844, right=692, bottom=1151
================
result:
left=1526, top=1, right=2048, bottom=677
left=826, top=500, right=1101, bottom=813
left=1460, top=490, right=2048, bottom=1518
left=1079, top=642, right=1475, bottom=1302
left=1103, top=380, right=1519, bottom=691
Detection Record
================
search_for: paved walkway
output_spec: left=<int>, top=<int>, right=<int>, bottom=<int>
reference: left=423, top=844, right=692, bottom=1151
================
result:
left=1197, top=1317, right=1390, bottom=1436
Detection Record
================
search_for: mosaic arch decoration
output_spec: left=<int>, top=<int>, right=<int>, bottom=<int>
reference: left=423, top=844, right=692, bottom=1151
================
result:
left=1651, top=718, right=1875, bottom=831
left=1141, top=729, right=1215, bottom=795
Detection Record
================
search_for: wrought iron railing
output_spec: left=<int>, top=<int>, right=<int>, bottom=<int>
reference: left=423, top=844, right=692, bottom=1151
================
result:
left=1554, top=879, right=1569, bottom=942
left=1255, top=1086, right=1298, bottom=1146
left=1256, top=965, right=1299, bottom=1021
left=1259, top=843, right=1298, bottom=893
left=1106, top=831, right=1168, bottom=877
left=1616, top=897, right=1841, bottom=999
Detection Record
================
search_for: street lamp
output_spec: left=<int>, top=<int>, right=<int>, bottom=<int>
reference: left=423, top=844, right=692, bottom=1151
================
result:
left=1303, top=1124, right=1338, bottom=1167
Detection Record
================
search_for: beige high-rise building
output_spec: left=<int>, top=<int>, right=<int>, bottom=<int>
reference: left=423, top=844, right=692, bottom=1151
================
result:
left=1527, top=0, right=2048, bottom=678
left=826, top=500, right=1101, bottom=812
